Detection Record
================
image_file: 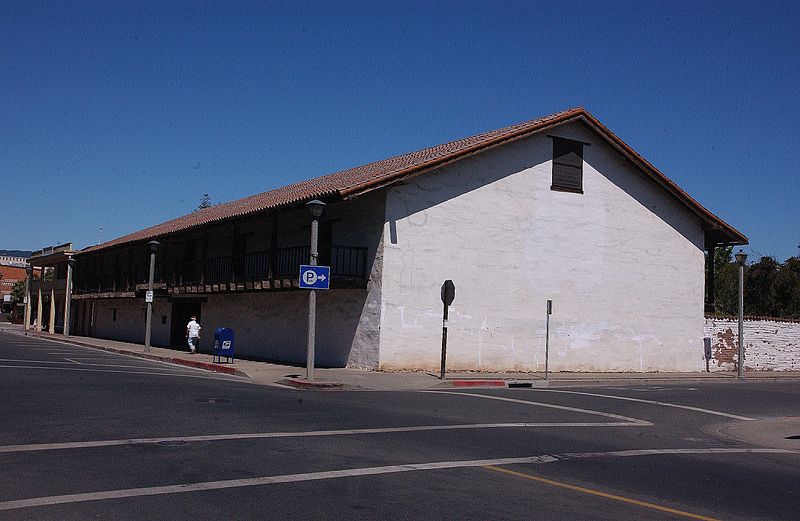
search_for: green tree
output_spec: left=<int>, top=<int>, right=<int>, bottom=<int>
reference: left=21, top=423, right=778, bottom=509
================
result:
left=10, top=280, right=25, bottom=304
left=709, top=248, right=800, bottom=319
left=774, top=257, right=800, bottom=318
left=744, top=256, right=780, bottom=316
left=714, top=261, right=739, bottom=315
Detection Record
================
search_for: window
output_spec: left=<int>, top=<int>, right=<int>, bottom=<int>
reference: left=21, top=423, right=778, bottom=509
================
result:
left=550, top=136, right=586, bottom=193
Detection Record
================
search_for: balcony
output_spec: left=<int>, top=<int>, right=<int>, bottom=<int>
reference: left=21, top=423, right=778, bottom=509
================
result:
left=30, top=279, right=68, bottom=295
left=74, top=245, right=369, bottom=296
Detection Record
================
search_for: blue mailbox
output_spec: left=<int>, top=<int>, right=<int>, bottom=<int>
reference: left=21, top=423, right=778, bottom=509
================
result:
left=213, top=327, right=235, bottom=363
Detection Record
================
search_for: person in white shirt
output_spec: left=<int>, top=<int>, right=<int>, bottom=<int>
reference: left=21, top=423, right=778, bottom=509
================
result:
left=185, top=316, right=201, bottom=354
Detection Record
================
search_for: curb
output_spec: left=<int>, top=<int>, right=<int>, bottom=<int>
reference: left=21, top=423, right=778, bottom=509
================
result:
left=280, top=378, right=348, bottom=390
left=450, top=379, right=507, bottom=388
left=170, top=357, right=243, bottom=376
left=19, top=332, right=250, bottom=378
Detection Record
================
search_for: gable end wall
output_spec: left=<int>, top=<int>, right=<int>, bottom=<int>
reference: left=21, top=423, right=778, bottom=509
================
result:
left=378, top=121, right=706, bottom=372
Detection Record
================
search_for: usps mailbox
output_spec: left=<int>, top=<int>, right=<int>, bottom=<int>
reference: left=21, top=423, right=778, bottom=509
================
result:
left=213, top=327, right=235, bottom=364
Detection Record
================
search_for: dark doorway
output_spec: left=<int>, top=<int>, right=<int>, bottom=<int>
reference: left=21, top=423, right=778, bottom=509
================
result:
left=170, top=300, right=202, bottom=349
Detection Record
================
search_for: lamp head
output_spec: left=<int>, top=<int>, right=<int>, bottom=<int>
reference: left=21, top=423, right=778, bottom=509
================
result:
left=306, top=199, right=326, bottom=218
left=734, top=249, right=748, bottom=266
left=148, top=240, right=160, bottom=253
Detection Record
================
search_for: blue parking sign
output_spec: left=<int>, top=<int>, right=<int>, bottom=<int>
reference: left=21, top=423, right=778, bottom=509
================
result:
left=299, top=265, right=330, bottom=290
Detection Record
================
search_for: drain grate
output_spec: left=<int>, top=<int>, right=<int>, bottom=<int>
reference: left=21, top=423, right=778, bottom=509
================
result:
left=195, top=398, right=230, bottom=404
left=785, top=435, right=800, bottom=440
left=508, top=382, right=533, bottom=388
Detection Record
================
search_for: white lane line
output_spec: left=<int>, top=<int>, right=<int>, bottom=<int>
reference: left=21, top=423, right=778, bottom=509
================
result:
left=0, top=420, right=647, bottom=454
left=0, top=364, right=247, bottom=381
left=0, top=448, right=794, bottom=511
left=562, top=448, right=794, bottom=459
left=4, top=335, right=246, bottom=378
left=531, top=389, right=755, bottom=421
left=0, top=358, right=183, bottom=370
left=424, top=391, right=651, bottom=426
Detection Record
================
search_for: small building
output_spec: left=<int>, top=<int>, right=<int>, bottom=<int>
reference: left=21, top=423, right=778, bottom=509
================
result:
left=1, top=264, right=32, bottom=313
left=0, top=250, right=32, bottom=268
left=54, top=108, right=744, bottom=371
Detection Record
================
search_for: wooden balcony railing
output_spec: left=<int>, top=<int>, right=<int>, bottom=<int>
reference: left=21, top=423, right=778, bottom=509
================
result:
left=74, top=245, right=369, bottom=294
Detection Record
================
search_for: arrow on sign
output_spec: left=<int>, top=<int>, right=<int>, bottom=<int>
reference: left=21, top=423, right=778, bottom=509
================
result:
left=318, top=274, right=327, bottom=281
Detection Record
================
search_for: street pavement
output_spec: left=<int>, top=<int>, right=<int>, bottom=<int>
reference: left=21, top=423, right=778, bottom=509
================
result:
left=1, top=329, right=799, bottom=520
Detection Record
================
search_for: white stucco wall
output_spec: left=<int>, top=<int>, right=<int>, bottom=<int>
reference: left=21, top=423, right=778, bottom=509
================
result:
left=379, top=121, right=707, bottom=372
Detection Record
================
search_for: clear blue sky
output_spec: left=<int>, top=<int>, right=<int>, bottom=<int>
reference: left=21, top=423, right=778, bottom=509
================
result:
left=2, top=1, right=798, bottom=261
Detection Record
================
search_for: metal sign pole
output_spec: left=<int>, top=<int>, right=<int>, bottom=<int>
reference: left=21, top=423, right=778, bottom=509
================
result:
left=440, top=280, right=455, bottom=380
left=440, top=302, right=449, bottom=380
left=545, top=300, right=552, bottom=380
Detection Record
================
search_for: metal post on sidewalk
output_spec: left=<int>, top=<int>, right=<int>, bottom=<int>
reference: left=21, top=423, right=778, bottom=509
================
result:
left=545, top=300, right=552, bottom=380
left=440, top=280, right=455, bottom=380
left=306, top=200, right=325, bottom=381
left=63, top=257, right=75, bottom=337
left=23, top=265, right=32, bottom=332
left=144, top=240, right=159, bottom=353
left=735, top=250, right=747, bottom=379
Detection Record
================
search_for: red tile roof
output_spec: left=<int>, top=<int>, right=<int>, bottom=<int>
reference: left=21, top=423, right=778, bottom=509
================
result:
left=79, top=108, right=745, bottom=255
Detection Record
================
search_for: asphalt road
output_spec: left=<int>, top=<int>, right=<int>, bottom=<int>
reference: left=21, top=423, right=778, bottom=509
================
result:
left=1, top=330, right=798, bottom=520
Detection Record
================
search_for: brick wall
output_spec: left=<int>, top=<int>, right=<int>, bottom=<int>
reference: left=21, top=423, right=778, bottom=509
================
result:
left=704, top=316, right=800, bottom=372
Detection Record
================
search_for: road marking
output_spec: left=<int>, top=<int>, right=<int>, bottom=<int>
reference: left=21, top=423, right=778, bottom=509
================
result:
left=0, top=358, right=180, bottom=370
left=531, top=390, right=755, bottom=421
left=484, top=465, right=720, bottom=521
left=0, top=420, right=647, bottom=454
left=0, top=448, right=794, bottom=511
left=0, top=364, right=246, bottom=381
left=424, top=390, right=651, bottom=425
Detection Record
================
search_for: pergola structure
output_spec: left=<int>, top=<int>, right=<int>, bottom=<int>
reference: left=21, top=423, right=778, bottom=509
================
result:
left=25, top=243, right=76, bottom=336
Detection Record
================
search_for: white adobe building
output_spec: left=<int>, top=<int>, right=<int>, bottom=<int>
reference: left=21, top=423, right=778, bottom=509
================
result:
left=63, top=108, right=745, bottom=372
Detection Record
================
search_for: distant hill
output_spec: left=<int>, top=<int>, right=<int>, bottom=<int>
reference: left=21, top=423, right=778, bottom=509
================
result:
left=0, top=250, right=32, bottom=258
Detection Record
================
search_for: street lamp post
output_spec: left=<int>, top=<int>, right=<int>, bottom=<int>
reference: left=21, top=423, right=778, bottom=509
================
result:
left=63, top=258, right=75, bottom=337
left=144, top=240, right=160, bottom=352
left=735, top=249, right=748, bottom=379
left=305, top=199, right=325, bottom=381
left=23, top=265, right=32, bottom=332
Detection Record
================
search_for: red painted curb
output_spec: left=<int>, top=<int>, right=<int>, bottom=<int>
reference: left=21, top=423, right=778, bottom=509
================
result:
left=451, top=380, right=507, bottom=388
left=171, top=357, right=239, bottom=375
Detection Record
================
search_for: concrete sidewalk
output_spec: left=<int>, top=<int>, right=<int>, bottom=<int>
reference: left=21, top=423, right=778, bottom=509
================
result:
left=3, top=323, right=800, bottom=390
